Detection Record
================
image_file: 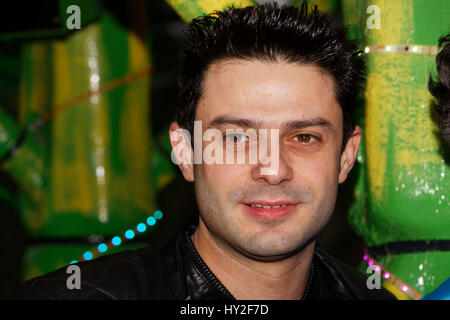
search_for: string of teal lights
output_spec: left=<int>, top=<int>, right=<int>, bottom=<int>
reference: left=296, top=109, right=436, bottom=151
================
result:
left=70, top=209, right=163, bottom=264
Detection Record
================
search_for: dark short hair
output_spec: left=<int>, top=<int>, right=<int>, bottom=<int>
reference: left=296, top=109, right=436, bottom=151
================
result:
left=177, top=2, right=366, bottom=151
left=429, top=34, right=450, bottom=144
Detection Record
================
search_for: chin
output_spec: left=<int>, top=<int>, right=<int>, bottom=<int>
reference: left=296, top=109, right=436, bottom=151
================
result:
left=236, top=231, right=315, bottom=260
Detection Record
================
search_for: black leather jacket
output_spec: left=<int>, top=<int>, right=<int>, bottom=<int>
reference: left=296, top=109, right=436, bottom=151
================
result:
left=15, top=224, right=396, bottom=300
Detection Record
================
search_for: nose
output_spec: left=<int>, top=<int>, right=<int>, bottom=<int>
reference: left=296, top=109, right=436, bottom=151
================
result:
left=251, top=143, right=293, bottom=185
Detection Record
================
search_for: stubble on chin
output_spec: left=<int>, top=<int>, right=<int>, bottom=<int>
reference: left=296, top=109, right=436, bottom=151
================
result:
left=194, top=174, right=327, bottom=260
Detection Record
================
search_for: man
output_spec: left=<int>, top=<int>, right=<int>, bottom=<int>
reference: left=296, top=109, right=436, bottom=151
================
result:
left=15, top=3, right=395, bottom=300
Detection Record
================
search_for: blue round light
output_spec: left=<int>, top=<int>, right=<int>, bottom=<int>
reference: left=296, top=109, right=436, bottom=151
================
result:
left=98, top=243, right=107, bottom=253
left=137, top=223, right=147, bottom=233
left=147, top=216, right=156, bottom=226
left=83, top=251, right=93, bottom=261
left=70, top=260, right=78, bottom=264
left=125, top=229, right=135, bottom=239
left=112, top=236, right=121, bottom=246
left=154, top=210, right=163, bottom=220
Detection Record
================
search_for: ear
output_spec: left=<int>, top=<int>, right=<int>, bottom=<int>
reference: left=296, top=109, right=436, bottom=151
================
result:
left=338, top=126, right=362, bottom=184
left=169, top=122, right=195, bottom=182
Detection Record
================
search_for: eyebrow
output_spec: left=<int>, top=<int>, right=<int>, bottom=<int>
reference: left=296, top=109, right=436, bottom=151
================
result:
left=209, top=116, right=261, bottom=129
left=281, top=118, right=335, bottom=132
left=208, top=115, right=335, bottom=132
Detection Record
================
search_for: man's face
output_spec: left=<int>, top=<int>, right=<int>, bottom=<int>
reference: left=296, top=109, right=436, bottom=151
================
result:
left=171, top=59, right=360, bottom=261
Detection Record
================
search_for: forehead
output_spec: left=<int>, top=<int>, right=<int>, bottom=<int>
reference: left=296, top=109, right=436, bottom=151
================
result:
left=196, top=59, right=342, bottom=129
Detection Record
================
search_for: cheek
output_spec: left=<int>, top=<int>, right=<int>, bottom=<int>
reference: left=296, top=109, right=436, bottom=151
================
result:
left=295, top=158, right=339, bottom=222
left=294, top=153, right=340, bottom=192
left=198, top=163, right=247, bottom=198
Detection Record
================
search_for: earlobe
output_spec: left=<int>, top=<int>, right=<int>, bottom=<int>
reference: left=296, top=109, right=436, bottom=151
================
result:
left=169, top=122, right=195, bottom=182
left=338, top=126, right=362, bottom=184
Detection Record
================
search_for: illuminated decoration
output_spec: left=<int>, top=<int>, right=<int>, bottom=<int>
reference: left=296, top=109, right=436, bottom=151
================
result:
left=2, top=0, right=178, bottom=282
left=70, top=211, right=163, bottom=263
left=361, top=44, right=439, bottom=55
left=97, top=243, right=107, bottom=253
left=363, top=250, right=423, bottom=300
left=147, top=216, right=156, bottom=226
left=111, top=236, right=121, bottom=246
left=83, top=251, right=93, bottom=261
left=137, top=223, right=147, bottom=233
left=154, top=210, right=163, bottom=220
left=125, top=229, right=135, bottom=240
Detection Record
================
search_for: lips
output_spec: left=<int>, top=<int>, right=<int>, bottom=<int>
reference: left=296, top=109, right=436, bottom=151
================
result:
left=243, top=200, right=298, bottom=220
left=248, top=204, right=290, bottom=209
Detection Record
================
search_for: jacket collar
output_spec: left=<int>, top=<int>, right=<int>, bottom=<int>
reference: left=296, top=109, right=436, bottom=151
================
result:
left=164, top=224, right=320, bottom=300
left=162, top=224, right=391, bottom=300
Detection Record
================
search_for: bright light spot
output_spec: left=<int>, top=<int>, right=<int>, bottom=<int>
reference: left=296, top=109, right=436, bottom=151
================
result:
left=90, top=74, right=100, bottom=84
left=96, top=166, right=105, bottom=178
left=88, top=57, right=98, bottom=69
left=90, top=94, right=100, bottom=104
left=112, top=236, right=121, bottom=246
left=154, top=210, right=163, bottom=220
left=98, top=243, right=107, bottom=253
left=147, top=216, right=156, bottom=226
left=137, top=223, right=147, bottom=233
left=125, top=229, right=135, bottom=239
left=83, top=251, right=93, bottom=261
left=418, top=276, right=424, bottom=286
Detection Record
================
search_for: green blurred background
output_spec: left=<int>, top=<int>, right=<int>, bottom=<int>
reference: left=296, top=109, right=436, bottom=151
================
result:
left=1, top=0, right=448, bottom=300
left=0, top=0, right=364, bottom=298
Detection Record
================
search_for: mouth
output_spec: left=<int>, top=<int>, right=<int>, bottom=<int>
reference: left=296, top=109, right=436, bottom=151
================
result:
left=242, top=201, right=298, bottom=220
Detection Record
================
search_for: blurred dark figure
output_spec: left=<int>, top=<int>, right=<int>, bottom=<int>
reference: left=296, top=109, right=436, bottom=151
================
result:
left=429, top=34, right=450, bottom=144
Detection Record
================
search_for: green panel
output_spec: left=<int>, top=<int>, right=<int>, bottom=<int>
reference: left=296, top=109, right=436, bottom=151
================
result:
left=0, top=107, right=20, bottom=159
left=21, top=242, right=147, bottom=281
left=343, top=0, right=450, bottom=297
left=292, top=0, right=340, bottom=15
left=0, top=0, right=179, bottom=283
left=165, top=0, right=258, bottom=22
left=341, top=0, right=365, bottom=41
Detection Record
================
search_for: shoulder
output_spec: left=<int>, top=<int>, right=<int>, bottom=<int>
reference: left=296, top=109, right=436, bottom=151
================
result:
left=15, top=247, right=161, bottom=300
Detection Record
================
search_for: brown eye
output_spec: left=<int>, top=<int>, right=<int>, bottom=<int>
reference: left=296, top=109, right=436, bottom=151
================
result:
left=299, top=134, right=311, bottom=143
left=293, top=134, right=318, bottom=145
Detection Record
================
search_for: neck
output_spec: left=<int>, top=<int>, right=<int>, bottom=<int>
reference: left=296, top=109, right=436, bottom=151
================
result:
left=190, top=220, right=315, bottom=300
